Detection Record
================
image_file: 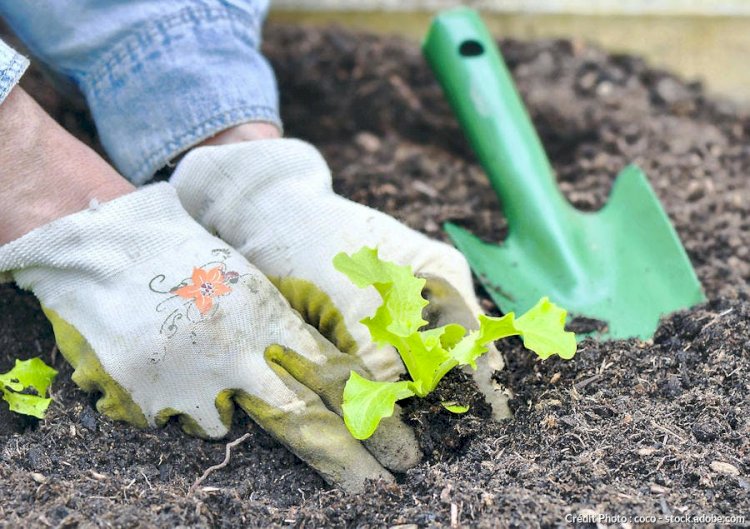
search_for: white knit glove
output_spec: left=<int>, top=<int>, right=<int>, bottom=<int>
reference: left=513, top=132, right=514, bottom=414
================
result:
left=171, top=139, right=510, bottom=419
left=0, top=183, right=419, bottom=492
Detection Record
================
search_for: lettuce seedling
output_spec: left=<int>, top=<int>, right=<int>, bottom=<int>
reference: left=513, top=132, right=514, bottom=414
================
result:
left=0, top=358, right=58, bottom=419
left=334, top=247, right=576, bottom=440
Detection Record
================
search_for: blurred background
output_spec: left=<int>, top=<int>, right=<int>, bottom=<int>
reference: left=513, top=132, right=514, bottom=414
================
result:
left=270, top=0, right=750, bottom=106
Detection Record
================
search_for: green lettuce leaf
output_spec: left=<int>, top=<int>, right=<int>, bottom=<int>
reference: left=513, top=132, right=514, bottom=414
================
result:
left=441, top=401, right=470, bottom=414
left=342, top=371, right=416, bottom=440
left=449, top=313, right=517, bottom=368
left=402, top=326, right=461, bottom=395
left=333, top=247, right=428, bottom=340
left=0, top=358, right=58, bottom=419
left=450, top=298, right=576, bottom=367
left=515, top=297, right=577, bottom=359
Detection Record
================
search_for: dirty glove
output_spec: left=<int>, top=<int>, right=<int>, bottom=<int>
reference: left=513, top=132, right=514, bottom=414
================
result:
left=0, top=183, right=420, bottom=491
left=171, top=139, right=510, bottom=419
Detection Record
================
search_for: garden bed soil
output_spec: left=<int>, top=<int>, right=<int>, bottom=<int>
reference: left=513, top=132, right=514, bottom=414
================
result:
left=1, top=23, right=748, bottom=528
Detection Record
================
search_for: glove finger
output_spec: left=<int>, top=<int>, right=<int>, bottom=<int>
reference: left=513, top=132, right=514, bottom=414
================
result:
left=468, top=343, right=512, bottom=420
left=414, top=243, right=484, bottom=327
left=44, top=306, right=236, bottom=438
left=269, top=273, right=405, bottom=383
left=266, top=337, right=422, bottom=473
left=237, top=348, right=393, bottom=493
left=268, top=275, right=359, bottom=355
left=42, top=306, right=150, bottom=428
left=364, top=409, right=422, bottom=473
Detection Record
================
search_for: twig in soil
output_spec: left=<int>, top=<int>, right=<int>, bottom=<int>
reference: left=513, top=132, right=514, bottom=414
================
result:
left=450, top=503, right=459, bottom=528
left=574, top=374, right=603, bottom=392
left=140, top=470, right=153, bottom=490
left=188, top=433, right=251, bottom=496
left=650, top=421, right=687, bottom=444
left=701, top=308, right=734, bottom=331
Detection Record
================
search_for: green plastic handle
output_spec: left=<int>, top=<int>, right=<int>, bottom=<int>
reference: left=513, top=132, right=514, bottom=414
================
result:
left=423, top=8, right=573, bottom=243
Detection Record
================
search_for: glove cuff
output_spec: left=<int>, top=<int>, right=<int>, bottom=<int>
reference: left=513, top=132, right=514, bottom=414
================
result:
left=0, top=183, right=193, bottom=301
left=170, top=138, right=333, bottom=235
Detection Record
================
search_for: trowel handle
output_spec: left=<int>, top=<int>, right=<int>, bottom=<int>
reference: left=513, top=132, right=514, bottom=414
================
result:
left=422, top=8, right=569, bottom=228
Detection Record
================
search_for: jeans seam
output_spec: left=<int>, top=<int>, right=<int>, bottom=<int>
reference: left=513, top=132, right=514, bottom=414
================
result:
left=133, top=104, right=280, bottom=184
left=82, top=4, right=260, bottom=99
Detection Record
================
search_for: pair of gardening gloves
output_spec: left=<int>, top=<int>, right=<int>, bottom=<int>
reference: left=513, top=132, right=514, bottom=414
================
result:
left=0, top=139, right=509, bottom=492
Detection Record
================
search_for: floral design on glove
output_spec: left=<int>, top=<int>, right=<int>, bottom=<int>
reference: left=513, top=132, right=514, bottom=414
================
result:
left=175, top=266, right=232, bottom=314
left=149, top=248, right=247, bottom=340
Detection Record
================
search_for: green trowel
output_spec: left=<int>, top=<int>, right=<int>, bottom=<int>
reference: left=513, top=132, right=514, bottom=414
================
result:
left=422, top=8, right=705, bottom=339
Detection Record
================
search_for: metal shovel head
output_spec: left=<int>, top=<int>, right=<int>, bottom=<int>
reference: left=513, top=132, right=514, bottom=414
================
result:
left=446, top=164, right=706, bottom=339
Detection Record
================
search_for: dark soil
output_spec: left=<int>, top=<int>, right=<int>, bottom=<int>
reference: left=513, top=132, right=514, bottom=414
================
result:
left=1, top=23, right=749, bottom=528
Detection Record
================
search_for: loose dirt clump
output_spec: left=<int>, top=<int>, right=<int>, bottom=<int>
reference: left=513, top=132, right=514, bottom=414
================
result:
left=1, top=23, right=748, bottom=527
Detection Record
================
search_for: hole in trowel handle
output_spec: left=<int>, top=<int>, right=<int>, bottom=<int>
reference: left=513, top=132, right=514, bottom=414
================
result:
left=459, top=40, right=484, bottom=57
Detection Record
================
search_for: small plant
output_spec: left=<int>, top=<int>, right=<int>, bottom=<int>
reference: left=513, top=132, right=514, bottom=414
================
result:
left=0, top=358, right=57, bottom=419
left=333, top=247, right=576, bottom=440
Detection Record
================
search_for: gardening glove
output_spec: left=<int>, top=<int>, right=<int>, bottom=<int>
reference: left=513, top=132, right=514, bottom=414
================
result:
left=0, top=183, right=420, bottom=492
left=171, top=139, right=511, bottom=419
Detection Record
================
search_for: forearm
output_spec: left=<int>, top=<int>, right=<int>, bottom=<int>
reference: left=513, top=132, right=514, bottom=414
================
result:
left=0, top=85, right=134, bottom=244
left=0, top=35, right=132, bottom=245
left=0, top=1, right=281, bottom=184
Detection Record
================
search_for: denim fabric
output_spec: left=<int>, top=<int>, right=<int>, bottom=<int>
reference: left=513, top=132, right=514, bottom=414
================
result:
left=0, top=1, right=280, bottom=184
left=0, top=38, right=28, bottom=106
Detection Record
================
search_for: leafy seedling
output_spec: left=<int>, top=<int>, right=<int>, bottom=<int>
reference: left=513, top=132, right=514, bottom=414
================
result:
left=441, top=401, right=470, bottom=413
left=334, top=247, right=577, bottom=440
left=0, top=358, right=58, bottom=419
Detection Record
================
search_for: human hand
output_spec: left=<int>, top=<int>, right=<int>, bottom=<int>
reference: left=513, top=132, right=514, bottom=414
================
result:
left=0, top=184, right=419, bottom=492
left=171, top=139, right=511, bottom=420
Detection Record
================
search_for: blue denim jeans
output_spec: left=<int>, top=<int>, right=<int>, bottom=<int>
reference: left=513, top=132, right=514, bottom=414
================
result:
left=0, top=1, right=279, bottom=184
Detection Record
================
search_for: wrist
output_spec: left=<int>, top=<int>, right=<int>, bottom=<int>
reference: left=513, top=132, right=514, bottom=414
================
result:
left=197, top=122, right=282, bottom=147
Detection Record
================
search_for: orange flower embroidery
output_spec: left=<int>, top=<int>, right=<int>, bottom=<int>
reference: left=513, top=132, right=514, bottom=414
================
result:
left=174, top=266, right=232, bottom=315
